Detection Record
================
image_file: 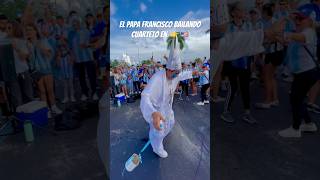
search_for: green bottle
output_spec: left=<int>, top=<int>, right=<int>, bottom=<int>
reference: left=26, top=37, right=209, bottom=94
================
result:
left=0, top=107, right=2, bottom=122
left=24, top=120, right=34, bottom=143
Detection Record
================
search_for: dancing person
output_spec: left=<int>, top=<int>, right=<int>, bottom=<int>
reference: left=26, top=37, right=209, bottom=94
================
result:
left=140, top=36, right=194, bottom=158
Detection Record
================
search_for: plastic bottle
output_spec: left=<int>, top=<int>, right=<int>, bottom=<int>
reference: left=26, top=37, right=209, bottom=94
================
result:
left=125, top=153, right=140, bottom=172
left=117, top=99, right=121, bottom=107
left=0, top=107, right=2, bottom=122
left=24, top=120, right=34, bottom=142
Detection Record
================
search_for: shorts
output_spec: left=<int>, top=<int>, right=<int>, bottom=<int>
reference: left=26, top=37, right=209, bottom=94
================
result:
left=221, top=61, right=232, bottom=77
left=265, top=50, right=285, bottom=67
left=317, top=45, right=320, bottom=61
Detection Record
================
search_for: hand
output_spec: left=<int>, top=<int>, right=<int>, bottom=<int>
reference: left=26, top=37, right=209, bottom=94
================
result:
left=163, top=55, right=168, bottom=60
left=271, top=18, right=286, bottom=34
left=152, top=112, right=165, bottom=131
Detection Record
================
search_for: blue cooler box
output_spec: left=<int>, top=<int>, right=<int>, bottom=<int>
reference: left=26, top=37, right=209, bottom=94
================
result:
left=16, top=101, right=49, bottom=128
left=115, top=93, right=126, bottom=103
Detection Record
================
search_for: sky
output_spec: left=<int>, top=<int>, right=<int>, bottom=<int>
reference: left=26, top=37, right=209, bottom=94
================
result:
left=110, top=0, right=210, bottom=64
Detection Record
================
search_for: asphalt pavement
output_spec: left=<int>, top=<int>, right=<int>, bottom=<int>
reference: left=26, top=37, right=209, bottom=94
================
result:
left=110, top=93, right=210, bottom=180
left=213, top=79, right=320, bottom=180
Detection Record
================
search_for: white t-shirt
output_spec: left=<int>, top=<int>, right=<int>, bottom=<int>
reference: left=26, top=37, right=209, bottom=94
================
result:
left=287, top=28, right=318, bottom=74
left=12, top=38, right=29, bottom=74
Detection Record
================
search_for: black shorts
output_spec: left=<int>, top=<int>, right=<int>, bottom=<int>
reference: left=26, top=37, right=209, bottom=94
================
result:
left=221, top=61, right=233, bottom=77
left=194, top=77, right=200, bottom=82
left=317, top=45, right=320, bottom=61
left=265, top=50, right=285, bottom=67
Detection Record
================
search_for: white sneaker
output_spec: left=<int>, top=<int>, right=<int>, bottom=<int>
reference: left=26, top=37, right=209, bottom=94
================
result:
left=251, top=72, right=258, bottom=79
left=283, top=76, right=293, bottom=83
left=81, top=94, right=88, bottom=101
left=70, top=96, right=76, bottom=102
left=241, top=113, right=257, bottom=124
left=278, top=127, right=301, bottom=138
left=93, top=93, right=99, bottom=101
left=213, top=96, right=225, bottom=103
left=271, top=100, right=280, bottom=107
left=300, top=122, right=318, bottom=132
left=153, top=149, right=168, bottom=158
left=48, top=111, right=52, bottom=119
left=204, top=100, right=210, bottom=104
left=221, top=112, right=235, bottom=123
left=51, top=105, right=62, bottom=114
left=197, top=102, right=205, bottom=106
left=255, top=102, right=271, bottom=109
left=62, top=97, right=69, bottom=104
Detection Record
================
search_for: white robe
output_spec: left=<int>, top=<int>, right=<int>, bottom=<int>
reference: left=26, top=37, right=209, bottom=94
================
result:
left=212, top=30, right=265, bottom=77
left=140, top=70, right=193, bottom=152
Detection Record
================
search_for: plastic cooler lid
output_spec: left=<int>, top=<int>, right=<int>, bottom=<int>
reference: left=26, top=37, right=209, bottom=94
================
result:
left=115, top=93, right=125, bottom=98
left=16, top=101, right=48, bottom=113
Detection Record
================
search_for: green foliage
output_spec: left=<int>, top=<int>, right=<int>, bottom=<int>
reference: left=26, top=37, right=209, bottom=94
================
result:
left=0, top=0, right=27, bottom=20
left=167, top=33, right=186, bottom=50
left=141, top=59, right=153, bottom=65
left=111, top=59, right=134, bottom=68
left=195, top=58, right=202, bottom=64
left=111, top=60, right=120, bottom=68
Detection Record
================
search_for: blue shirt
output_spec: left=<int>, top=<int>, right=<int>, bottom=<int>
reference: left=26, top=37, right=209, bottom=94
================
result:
left=93, top=21, right=106, bottom=37
left=252, top=19, right=264, bottom=30
left=143, top=73, right=149, bottom=83
left=29, top=39, right=53, bottom=74
left=131, top=69, right=139, bottom=81
left=285, top=28, right=317, bottom=74
left=199, top=70, right=209, bottom=85
left=69, top=29, right=93, bottom=63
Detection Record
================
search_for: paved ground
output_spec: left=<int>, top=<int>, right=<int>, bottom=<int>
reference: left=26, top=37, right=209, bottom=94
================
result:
left=110, top=94, right=210, bottom=180
left=0, top=102, right=106, bottom=180
left=213, top=79, right=320, bottom=180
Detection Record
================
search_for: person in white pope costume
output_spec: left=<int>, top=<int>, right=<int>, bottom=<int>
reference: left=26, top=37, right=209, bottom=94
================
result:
left=140, top=35, right=193, bottom=158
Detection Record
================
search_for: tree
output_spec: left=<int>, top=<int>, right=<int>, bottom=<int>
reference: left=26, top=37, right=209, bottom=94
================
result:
left=195, top=58, right=202, bottom=64
left=0, top=0, right=27, bottom=20
left=166, top=32, right=186, bottom=50
left=111, top=60, right=119, bottom=68
left=141, top=59, right=153, bottom=65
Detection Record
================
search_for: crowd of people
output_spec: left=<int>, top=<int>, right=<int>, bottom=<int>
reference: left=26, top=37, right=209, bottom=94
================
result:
left=110, top=57, right=210, bottom=106
left=213, top=0, right=320, bottom=138
left=0, top=3, right=108, bottom=118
